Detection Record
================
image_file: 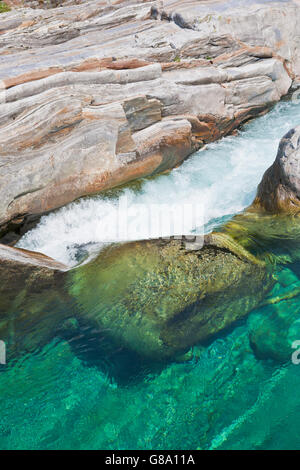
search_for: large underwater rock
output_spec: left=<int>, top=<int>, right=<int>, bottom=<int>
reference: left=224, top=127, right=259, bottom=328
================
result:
left=69, top=235, right=272, bottom=360
left=0, top=233, right=273, bottom=362
left=0, top=0, right=296, bottom=238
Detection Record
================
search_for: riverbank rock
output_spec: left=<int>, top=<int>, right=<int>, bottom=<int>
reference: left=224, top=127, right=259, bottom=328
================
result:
left=0, top=0, right=295, bottom=238
left=0, top=242, right=67, bottom=313
left=0, top=243, right=70, bottom=358
left=69, top=234, right=272, bottom=360
left=253, top=126, right=300, bottom=213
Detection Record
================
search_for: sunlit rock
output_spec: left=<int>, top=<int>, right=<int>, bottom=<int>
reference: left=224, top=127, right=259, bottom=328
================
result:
left=0, top=0, right=295, bottom=239
left=254, top=126, right=300, bottom=213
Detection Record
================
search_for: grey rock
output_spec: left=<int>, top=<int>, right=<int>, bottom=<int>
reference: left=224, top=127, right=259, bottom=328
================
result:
left=0, top=0, right=297, bottom=234
left=254, top=125, right=300, bottom=213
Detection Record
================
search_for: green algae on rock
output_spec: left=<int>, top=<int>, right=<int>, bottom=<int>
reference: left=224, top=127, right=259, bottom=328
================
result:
left=0, top=2, right=10, bottom=13
left=69, top=235, right=272, bottom=360
left=221, top=211, right=300, bottom=265
left=0, top=232, right=273, bottom=363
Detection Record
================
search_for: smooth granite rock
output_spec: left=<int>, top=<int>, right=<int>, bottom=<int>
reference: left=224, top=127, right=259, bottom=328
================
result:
left=0, top=0, right=296, bottom=236
left=254, top=126, right=300, bottom=213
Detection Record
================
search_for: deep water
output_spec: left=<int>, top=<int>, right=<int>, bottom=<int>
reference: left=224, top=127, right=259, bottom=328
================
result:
left=2, top=99, right=300, bottom=449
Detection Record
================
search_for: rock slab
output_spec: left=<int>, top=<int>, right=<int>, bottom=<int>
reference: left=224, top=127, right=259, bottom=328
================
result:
left=0, top=0, right=296, bottom=236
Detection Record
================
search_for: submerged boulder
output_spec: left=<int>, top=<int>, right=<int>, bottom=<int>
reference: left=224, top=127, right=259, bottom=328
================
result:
left=69, top=234, right=272, bottom=360
left=0, top=233, right=273, bottom=363
left=10, top=120, right=300, bottom=362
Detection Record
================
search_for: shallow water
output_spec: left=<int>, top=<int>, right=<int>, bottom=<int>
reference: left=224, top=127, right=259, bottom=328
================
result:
left=3, top=99, right=300, bottom=450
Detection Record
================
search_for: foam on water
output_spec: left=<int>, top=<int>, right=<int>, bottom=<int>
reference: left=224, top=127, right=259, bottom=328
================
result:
left=18, top=100, right=300, bottom=266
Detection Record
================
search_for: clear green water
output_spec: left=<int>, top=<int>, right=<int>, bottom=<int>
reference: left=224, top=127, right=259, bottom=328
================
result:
left=2, top=100, right=300, bottom=450
left=3, top=285, right=300, bottom=450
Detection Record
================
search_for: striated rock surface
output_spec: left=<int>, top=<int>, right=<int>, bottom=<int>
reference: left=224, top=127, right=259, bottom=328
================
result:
left=254, top=126, right=300, bottom=213
left=0, top=0, right=297, bottom=235
left=0, top=242, right=67, bottom=271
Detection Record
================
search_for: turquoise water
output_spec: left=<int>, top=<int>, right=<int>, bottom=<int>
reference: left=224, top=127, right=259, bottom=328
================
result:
left=2, top=99, right=300, bottom=449
left=3, top=286, right=300, bottom=450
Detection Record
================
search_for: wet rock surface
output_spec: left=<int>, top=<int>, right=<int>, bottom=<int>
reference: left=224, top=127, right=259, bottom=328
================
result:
left=254, top=126, right=300, bottom=213
left=0, top=243, right=70, bottom=359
